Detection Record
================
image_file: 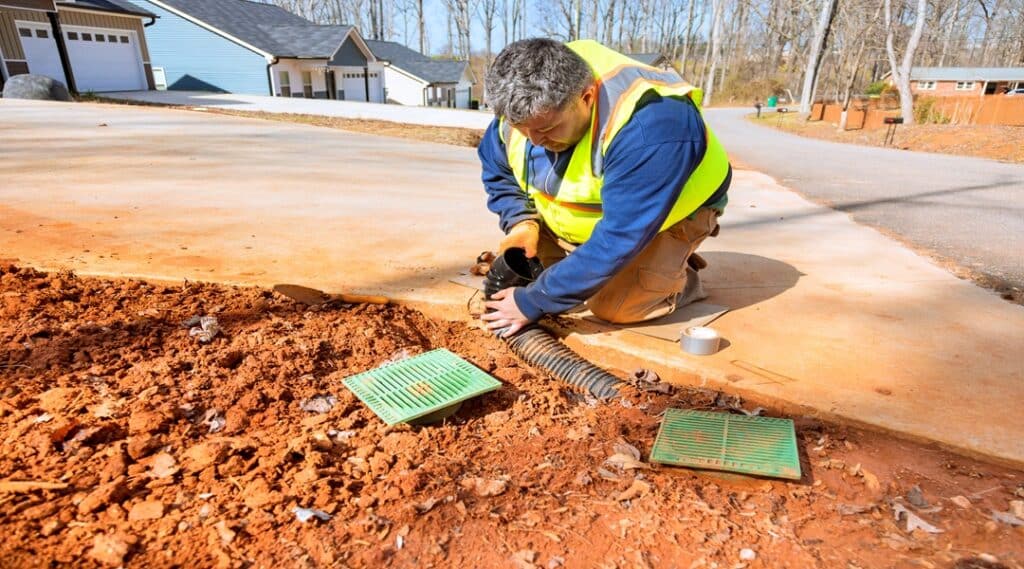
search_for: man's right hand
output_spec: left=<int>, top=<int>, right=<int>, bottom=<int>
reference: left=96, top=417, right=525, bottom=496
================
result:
left=499, top=220, right=540, bottom=258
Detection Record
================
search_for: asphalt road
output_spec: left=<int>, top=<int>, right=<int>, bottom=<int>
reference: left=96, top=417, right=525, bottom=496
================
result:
left=705, top=107, right=1024, bottom=298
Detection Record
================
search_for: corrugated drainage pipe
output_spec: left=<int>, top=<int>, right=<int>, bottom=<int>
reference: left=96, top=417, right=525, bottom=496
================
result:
left=485, top=248, right=622, bottom=399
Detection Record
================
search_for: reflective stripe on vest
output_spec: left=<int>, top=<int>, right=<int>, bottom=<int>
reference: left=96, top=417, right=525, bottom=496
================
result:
left=500, top=40, right=730, bottom=244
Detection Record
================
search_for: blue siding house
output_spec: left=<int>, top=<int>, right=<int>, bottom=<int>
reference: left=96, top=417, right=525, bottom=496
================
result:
left=126, top=0, right=384, bottom=99
left=127, top=0, right=287, bottom=94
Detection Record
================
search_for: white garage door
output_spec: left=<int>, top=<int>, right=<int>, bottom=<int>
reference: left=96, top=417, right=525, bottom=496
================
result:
left=16, top=22, right=67, bottom=85
left=339, top=69, right=366, bottom=102
left=64, top=27, right=146, bottom=92
left=368, top=70, right=384, bottom=103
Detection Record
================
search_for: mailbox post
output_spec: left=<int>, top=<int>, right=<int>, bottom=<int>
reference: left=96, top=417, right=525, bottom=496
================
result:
left=883, top=116, right=904, bottom=146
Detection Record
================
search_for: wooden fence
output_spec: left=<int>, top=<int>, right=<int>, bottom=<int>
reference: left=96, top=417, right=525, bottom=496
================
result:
left=810, top=96, right=1024, bottom=129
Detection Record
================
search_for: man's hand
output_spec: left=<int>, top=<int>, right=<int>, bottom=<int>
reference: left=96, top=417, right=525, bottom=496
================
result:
left=499, top=220, right=540, bottom=258
left=482, top=288, right=531, bottom=337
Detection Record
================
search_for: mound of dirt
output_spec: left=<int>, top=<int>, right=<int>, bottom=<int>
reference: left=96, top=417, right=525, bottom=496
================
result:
left=1, top=265, right=1021, bottom=568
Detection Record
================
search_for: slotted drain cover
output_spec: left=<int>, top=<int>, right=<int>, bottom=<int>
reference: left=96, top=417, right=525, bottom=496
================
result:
left=651, top=409, right=801, bottom=480
left=342, top=349, right=501, bottom=425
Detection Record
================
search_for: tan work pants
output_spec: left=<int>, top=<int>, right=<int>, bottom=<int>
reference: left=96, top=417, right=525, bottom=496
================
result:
left=537, top=207, right=720, bottom=324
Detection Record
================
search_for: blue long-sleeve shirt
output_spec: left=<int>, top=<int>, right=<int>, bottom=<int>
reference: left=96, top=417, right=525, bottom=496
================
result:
left=478, top=93, right=730, bottom=321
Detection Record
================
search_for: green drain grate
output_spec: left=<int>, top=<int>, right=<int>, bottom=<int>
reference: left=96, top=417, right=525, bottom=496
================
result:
left=342, top=349, right=501, bottom=425
left=651, top=409, right=802, bottom=480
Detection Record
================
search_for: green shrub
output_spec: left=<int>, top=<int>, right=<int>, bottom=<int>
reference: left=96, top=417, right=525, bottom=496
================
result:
left=913, top=97, right=950, bottom=124
left=865, top=81, right=888, bottom=96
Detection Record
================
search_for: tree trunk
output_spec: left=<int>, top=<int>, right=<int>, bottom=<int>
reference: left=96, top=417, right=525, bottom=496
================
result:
left=799, top=0, right=838, bottom=112
left=885, top=0, right=929, bottom=124
left=703, top=0, right=724, bottom=105
left=419, top=0, right=426, bottom=53
left=678, top=0, right=696, bottom=75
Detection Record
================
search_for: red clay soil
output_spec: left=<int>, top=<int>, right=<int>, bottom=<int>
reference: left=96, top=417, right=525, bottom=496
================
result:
left=752, top=113, right=1024, bottom=164
left=1, top=265, right=1022, bottom=569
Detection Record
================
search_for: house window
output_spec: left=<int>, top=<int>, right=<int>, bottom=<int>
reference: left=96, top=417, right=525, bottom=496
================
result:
left=96, top=34, right=105, bottom=42
left=107, top=35, right=117, bottom=42
left=955, top=81, right=975, bottom=91
left=18, top=27, right=31, bottom=38
left=278, top=71, right=291, bottom=97
left=120, top=36, right=129, bottom=43
left=917, top=81, right=936, bottom=90
left=302, top=71, right=313, bottom=98
left=67, top=31, right=79, bottom=40
left=35, top=29, right=48, bottom=38
left=82, top=33, right=92, bottom=41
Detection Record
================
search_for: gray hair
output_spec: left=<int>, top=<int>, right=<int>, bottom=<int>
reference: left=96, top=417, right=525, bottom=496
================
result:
left=485, top=38, right=595, bottom=124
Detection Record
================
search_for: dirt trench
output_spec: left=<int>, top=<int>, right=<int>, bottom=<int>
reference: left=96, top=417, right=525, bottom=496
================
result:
left=0, top=265, right=1022, bottom=569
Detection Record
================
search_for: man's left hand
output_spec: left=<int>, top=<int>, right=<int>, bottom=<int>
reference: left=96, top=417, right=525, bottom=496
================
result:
left=482, top=288, right=531, bottom=337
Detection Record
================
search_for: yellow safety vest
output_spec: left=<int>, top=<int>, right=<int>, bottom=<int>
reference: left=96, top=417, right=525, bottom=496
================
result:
left=500, top=40, right=730, bottom=244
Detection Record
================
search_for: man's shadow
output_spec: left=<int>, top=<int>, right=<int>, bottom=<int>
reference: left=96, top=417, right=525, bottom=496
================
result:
left=698, top=251, right=804, bottom=310
left=558, top=251, right=803, bottom=337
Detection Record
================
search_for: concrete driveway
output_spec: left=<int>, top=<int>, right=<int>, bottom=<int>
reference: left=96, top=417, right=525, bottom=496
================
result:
left=2, top=99, right=1023, bottom=467
left=106, top=90, right=494, bottom=129
left=706, top=107, right=1024, bottom=296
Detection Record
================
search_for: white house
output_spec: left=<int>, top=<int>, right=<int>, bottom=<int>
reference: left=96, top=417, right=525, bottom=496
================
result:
left=365, top=40, right=475, bottom=108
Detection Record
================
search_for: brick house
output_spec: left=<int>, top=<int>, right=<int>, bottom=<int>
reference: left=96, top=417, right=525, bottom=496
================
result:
left=909, top=67, right=1024, bottom=97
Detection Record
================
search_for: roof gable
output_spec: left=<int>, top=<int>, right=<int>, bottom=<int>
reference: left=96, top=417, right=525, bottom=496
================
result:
left=365, top=39, right=469, bottom=83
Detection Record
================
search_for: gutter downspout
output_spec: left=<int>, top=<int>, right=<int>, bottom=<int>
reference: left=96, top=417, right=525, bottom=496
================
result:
left=266, top=57, right=278, bottom=96
left=47, top=11, right=77, bottom=94
left=144, top=16, right=156, bottom=27
left=363, top=66, right=369, bottom=102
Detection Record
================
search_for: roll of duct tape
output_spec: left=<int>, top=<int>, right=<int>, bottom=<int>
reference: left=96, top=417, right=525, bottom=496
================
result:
left=680, top=326, right=721, bottom=356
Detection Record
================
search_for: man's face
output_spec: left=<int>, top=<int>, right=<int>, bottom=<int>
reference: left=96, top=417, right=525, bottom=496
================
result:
left=511, top=84, right=597, bottom=152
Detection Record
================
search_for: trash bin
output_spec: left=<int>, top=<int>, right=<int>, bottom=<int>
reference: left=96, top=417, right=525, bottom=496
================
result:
left=767, top=96, right=778, bottom=108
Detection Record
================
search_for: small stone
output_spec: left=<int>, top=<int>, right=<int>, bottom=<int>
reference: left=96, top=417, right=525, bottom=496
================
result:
left=88, top=533, right=130, bottom=566
left=906, top=485, right=929, bottom=508
left=40, top=519, right=65, bottom=537
left=182, top=441, right=229, bottom=471
left=212, top=521, right=236, bottom=545
left=460, top=476, right=508, bottom=497
left=128, top=500, right=165, bottom=522
left=127, top=434, right=163, bottom=460
left=1010, top=500, right=1024, bottom=519
left=950, top=495, right=972, bottom=509
left=740, top=548, right=757, bottom=561
left=242, top=478, right=278, bottom=509
left=128, top=410, right=169, bottom=435
left=78, top=478, right=129, bottom=515
left=143, top=452, right=179, bottom=479
left=484, top=411, right=511, bottom=430
left=37, top=387, right=78, bottom=414
left=511, top=549, right=537, bottom=569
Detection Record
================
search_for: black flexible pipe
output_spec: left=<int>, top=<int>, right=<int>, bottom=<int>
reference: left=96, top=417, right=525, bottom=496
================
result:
left=485, top=248, right=622, bottom=399
left=505, top=327, right=621, bottom=399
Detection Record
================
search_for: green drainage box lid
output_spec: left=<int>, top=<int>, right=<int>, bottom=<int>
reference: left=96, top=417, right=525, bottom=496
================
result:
left=651, top=409, right=801, bottom=480
left=342, top=348, right=501, bottom=425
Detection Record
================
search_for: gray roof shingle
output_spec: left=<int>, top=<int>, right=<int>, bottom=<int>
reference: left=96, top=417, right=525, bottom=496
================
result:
left=364, top=39, right=469, bottom=84
left=911, top=67, right=1024, bottom=82
left=59, top=0, right=157, bottom=18
left=139, top=0, right=343, bottom=57
left=260, top=24, right=353, bottom=58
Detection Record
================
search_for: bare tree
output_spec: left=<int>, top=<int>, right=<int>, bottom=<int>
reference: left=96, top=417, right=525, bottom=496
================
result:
left=885, top=0, right=930, bottom=123
left=799, top=0, right=839, bottom=112
left=477, top=0, right=500, bottom=62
